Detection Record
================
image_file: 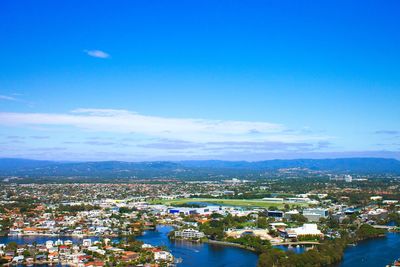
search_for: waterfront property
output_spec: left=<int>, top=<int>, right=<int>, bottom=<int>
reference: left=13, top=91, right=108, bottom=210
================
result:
left=284, top=224, right=323, bottom=239
left=174, top=229, right=205, bottom=239
left=137, top=225, right=259, bottom=267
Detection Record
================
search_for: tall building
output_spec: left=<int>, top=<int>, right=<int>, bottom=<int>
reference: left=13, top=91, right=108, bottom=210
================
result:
left=302, top=208, right=329, bottom=222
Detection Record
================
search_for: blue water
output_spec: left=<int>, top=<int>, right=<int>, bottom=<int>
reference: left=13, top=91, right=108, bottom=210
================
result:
left=339, top=232, right=400, bottom=267
left=136, top=225, right=259, bottom=267
left=2, top=229, right=399, bottom=266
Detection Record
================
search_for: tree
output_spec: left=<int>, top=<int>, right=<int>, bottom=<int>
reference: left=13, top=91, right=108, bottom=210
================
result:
left=257, top=217, right=269, bottom=229
left=23, top=250, right=31, bottom=257
left=290, top=214, right=308, bottom=223
left=6, top=241, right=18, bottom=251
left=356, top=224, right=386, bottom=240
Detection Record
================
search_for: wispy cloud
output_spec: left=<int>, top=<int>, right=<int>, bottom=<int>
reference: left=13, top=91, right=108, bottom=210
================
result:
left=84, top=140, right=116, bottom=146
left=0, top=94, right=34, bottom=107
left=0, top=95, right=18, bottom=101
left=0, top=108, right=329, bottom=144
left=30, top=136, right=50, bottom=139
left=138, top=139, right=332, bottom=153
left=0, top=108, right=335, bottom=160
left=7, top=135, right=25, bottom=140
left=375, top=130, right=399, bottom=135
left=28, top=147, right=67, bottom=152
left=139, top=139, right=204, bottom=150
left=84, top=50, right=110, bottom=59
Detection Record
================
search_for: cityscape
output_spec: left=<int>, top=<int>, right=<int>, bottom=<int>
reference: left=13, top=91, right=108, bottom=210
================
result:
left=1, top=1, right=400, bottom=267
left=1, top=164, right=400, bottom=266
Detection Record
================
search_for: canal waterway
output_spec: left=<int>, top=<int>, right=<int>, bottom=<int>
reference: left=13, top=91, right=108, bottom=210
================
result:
left=1, top=227, right=399, bottom=267
left=136, top=225, right=259, bottom=267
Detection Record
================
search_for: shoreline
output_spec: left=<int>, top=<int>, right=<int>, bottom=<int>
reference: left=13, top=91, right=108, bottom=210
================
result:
left=205, top=239, right=257, bottom=252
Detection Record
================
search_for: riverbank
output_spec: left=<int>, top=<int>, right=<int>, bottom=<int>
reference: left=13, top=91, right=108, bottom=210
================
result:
left=338, top=232, right=400, bottom=267
left=205, top=239, right=257, bottom=252
left=137, top=225, right=259, bottom=267
left=172, top=234, right=308, bottom=254
left=2, top=226, right=399, bottom=267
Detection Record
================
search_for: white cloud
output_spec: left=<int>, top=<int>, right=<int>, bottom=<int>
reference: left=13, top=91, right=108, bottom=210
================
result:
left=0, top=95, right=18, bottom=101
left=0, top=108, right=329, bottom=143
left=0, top=94, right=33, bottom=106
left=84, top=50, right=110, bottom=59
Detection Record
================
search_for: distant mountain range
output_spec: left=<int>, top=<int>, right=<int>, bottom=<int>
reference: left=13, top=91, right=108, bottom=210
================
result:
left=0, top=157, right=400, bottom=179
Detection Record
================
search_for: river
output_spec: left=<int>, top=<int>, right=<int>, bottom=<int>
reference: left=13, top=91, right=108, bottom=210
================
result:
left=136, top=225, right=400, bottom=267
left=136, top=225, right=259, bottom=267
left=338, top=232, right=400, bottom=267
left=1, top=228, right=399, bottom=266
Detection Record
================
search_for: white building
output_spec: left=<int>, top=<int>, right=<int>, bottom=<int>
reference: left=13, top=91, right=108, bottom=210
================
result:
left=45, top=240, right=54, bottom=249
left=262, top=198, right=284, bottom=202
left=82, top=239, right=92, bottom=247
left=302, top=208, right=329, bottom=222
left=383, top=200, right=399, bottom=205
left=345, top=175, right=353, bottom=183
left=154, top=251, right=173, bottom=262
left=286, top=224, right=323, bottom=238
left=175, top=229, right=205, bottom=239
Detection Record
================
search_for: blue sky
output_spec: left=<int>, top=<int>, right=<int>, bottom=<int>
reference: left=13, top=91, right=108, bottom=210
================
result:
left=0, top=0, right=399, bottom=161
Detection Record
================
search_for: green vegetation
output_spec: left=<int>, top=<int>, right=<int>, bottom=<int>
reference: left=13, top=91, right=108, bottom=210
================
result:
left=257, top=224, right=387, bottom=267
left=6, top=241, right=18, bottom=251
left=290, top=213, right=308, bottom=224
left=388, top=212, right=400, bottom=226
left=297, top=234, right=322, bottom=242
left=119, top=206, right=137, bottom=213
left=0, top=197, right=39, bottom=213
left=226, top=235, right=272, bottom=253
left=257, top=216, right=269, bottom=228
left=258, top=238, right=348, bottom=267
left=58, top=204, right=101, bottom=213
left=355, top=224, right=386, bottom=240
left=199, top=214, right=257, bottom=239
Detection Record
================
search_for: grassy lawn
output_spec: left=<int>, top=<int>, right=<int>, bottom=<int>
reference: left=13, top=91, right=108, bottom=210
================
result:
left=149, top=198, right=308, bottom=209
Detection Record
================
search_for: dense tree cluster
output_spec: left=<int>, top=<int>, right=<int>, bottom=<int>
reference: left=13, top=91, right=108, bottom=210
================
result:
left=355, top=224, right=386, bottom=240
left=258, top=238, right=348, bottom=267
left=225, top=235, right=271, bottom=253
left=258, top=223, right=388, bottom=267
left=57, top=204, right=101, bottom=213
left=199, top=214, right=256, bottom=240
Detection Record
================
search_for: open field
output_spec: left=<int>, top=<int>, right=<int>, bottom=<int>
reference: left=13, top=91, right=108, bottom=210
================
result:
left=149, top=198, right=309, bottom=209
